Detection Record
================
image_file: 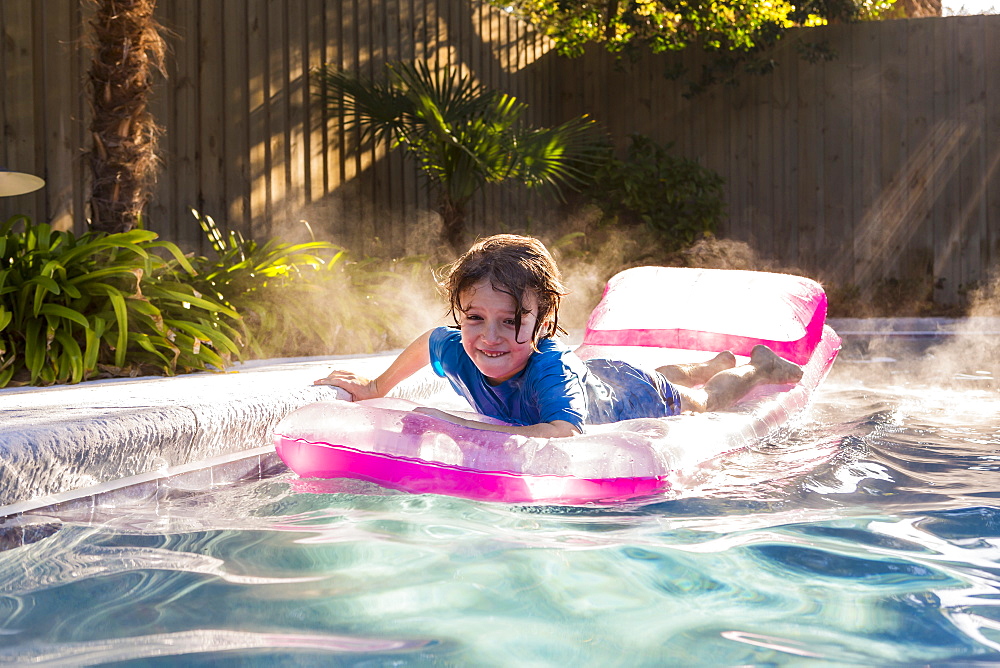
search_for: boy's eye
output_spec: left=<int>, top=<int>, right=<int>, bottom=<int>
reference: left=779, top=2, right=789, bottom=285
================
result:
left=503, top=319, right=517, bottom=326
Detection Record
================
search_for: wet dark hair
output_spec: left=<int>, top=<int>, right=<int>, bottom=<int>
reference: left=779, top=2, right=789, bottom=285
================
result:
left=441, top=234, right=568, bottom=348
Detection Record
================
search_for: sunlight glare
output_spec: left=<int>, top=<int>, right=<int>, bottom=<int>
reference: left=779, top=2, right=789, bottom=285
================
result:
left=943, top=0, right=997, bottom=14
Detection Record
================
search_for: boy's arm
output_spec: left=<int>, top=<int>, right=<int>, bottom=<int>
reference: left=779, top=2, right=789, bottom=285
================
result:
left=413, top=407, right=581, bottom=438
left=314, top=329, right=433, bottom=400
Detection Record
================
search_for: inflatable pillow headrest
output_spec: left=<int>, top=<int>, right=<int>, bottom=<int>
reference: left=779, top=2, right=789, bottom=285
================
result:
left=582, top=266, right=828, bottom=365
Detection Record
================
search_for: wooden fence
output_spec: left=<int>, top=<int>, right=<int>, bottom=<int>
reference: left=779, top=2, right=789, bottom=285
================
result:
left=1, top=3, right=998, bottom=304
left=0, top=0, right=556, bottom=254
left=555, top=16, right=1000, bottom=304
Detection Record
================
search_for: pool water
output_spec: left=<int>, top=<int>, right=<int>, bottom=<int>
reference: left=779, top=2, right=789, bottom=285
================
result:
left=1, top=338, right=999, bottom=666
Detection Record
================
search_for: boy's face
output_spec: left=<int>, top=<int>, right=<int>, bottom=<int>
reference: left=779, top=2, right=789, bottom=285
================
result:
left=458, top=281, right=542, bottom=385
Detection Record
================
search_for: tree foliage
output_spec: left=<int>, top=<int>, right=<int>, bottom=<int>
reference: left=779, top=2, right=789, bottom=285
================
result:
left=313, top=61, right=606, bottom=252
left=493, top=0, right=894, bottom=90
left=587, top=134, right=725, bottom=249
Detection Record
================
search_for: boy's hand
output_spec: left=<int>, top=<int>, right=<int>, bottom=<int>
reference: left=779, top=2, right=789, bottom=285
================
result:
left=313, top=370, right=380, bottom=401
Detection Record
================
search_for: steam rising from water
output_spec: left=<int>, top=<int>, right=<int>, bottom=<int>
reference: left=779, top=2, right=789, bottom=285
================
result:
left=288, top=202, right=998, bottom=383
left=918, top=270, right=1000, bottom=389
left=555, top=230, right=782, bottom=333
left=867, top=268, right=1000, bottom=391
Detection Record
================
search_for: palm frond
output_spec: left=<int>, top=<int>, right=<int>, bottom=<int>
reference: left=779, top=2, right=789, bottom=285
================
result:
left=311, top=59, right=609, bottom=248
left=510, top=115, right=606, bottom=195
left=313, top=64, right=411, bottom=147
left=389, top=62, right=496, bottom=121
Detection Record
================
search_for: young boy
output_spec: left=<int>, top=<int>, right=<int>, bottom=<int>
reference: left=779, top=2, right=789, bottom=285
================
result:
left=315, top=234, right=803, bottom=438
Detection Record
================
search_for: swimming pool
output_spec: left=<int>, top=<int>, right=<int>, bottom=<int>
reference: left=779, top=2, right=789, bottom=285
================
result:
left=1, top=328, right=998, bottom=665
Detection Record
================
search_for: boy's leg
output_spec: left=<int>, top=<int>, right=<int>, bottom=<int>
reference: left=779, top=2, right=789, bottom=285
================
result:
left=657, top=351, right=736, bottom=387
left=671, top=345, right=803, bottom=413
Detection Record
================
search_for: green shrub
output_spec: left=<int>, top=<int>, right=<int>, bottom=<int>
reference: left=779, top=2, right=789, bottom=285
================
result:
left=176, top=211, right=337, bottom=359
left=587, top=134, right=725, bottom=249
left=0, top=212, right=444, bottom=388
left=0, top=215, right=241, bottom=387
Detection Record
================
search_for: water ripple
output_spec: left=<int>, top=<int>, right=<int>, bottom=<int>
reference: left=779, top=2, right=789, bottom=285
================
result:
left=0, top=526, right=321, bottom=597
left=0, top=629, right=433, bottom=666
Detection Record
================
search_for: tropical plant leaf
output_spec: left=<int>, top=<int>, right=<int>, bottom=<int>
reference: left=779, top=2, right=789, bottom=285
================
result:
left=40, top=303, right=91, bottom=330
left=148, top=286, right=240, bottom=318
left=83, top=317, right=106, bottom=372
left=148, top=240, right=196, bottom=275
left=53, top=330, right=84, bottom=383
left=108, top=292, right=129, bottom=368
left=313, top=64, right=409, bottom=146
left=24, top=318, right=47, bottom=384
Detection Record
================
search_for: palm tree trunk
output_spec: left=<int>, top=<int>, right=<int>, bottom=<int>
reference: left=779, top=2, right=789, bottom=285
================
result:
left=439, top=197, right=467, bottom=254
left=87, top=0, right=165, bottom=234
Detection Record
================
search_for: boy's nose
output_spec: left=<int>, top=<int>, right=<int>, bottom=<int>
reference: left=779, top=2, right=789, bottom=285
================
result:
left=483, top=321, right=503, bottom=342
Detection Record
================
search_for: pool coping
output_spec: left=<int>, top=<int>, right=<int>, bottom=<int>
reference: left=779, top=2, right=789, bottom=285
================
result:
left=0, top=352, right=448, bottom=521
left=1, top=317, right=997, bottom=523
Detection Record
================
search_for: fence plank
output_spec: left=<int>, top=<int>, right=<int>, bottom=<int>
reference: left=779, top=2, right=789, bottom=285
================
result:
left=2, top=1, right=40, bottom=217
left=38, top=0, right=77, bottom=231
left=852, top=21, right=880, bottom=289
left=728, top=66, right=752, bottom=246
left=775, top=40, right=798, bottom=269
left=377, top=0, right=396, bottom=248
left=146, top=4, right=171, bottom=237
left=199, top=0, right=226, bottom=241
left=247, top=0, right=269, bottom=238
left=172, top=0, right=200, bottom=248
left=223, top=0, right=250, bottom=236
left=879, top=20, right=907, bottom=283
left=903, top=18, right=935, bottom=288
left=0, top=3, right=8, bottom=173
left=71, top=1, right=91, bottom=234
left=324, top=0, right=344, bottom=198
left=822, top=25, right=854, bottom=285
left=794, top=29, right=820, bottom=274
left=397, top=0, right=420, bottom=245
left=304, top=0, right=324, bottom=208
left=932, top=17, right=962, bottom=303
left=266, top=0, right=289, bottom=235
left=286, top=0, right=307, bottom=235
left=985, top=17, right=1000, bottom=286
left=956, top=17, right=987, bottom=295
left=385, top=0, right=405, bottom=251
left=753, top=56, right=774, bottom=260
left=340, top=0, right=362, bottom=248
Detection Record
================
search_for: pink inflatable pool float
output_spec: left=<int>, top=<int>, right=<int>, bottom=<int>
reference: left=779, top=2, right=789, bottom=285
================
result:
left=274, top=267, right=841, bottom=504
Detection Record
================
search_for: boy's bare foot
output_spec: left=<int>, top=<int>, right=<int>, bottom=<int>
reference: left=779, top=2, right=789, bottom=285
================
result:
left=749, top=345, right=803, bottom=384
left=658, top=351, right=737, bottom=387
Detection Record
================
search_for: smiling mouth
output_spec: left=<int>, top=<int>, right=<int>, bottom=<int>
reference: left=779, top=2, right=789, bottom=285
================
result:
left=480, top=350, right=507, bottom=358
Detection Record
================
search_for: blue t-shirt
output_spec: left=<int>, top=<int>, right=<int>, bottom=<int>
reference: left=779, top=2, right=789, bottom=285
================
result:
left=428, top=327, right=680, bottom=431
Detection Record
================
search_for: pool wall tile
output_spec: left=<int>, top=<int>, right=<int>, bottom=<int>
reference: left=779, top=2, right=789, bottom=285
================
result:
left=212, top=456, right=264, bottom=485
left=161, top=467, right=214, bottom=493
left=96, top=480, right=159, bottom=508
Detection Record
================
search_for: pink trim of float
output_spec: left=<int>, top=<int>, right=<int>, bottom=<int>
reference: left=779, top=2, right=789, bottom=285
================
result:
left=274, top=436, right=669, bottom=504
